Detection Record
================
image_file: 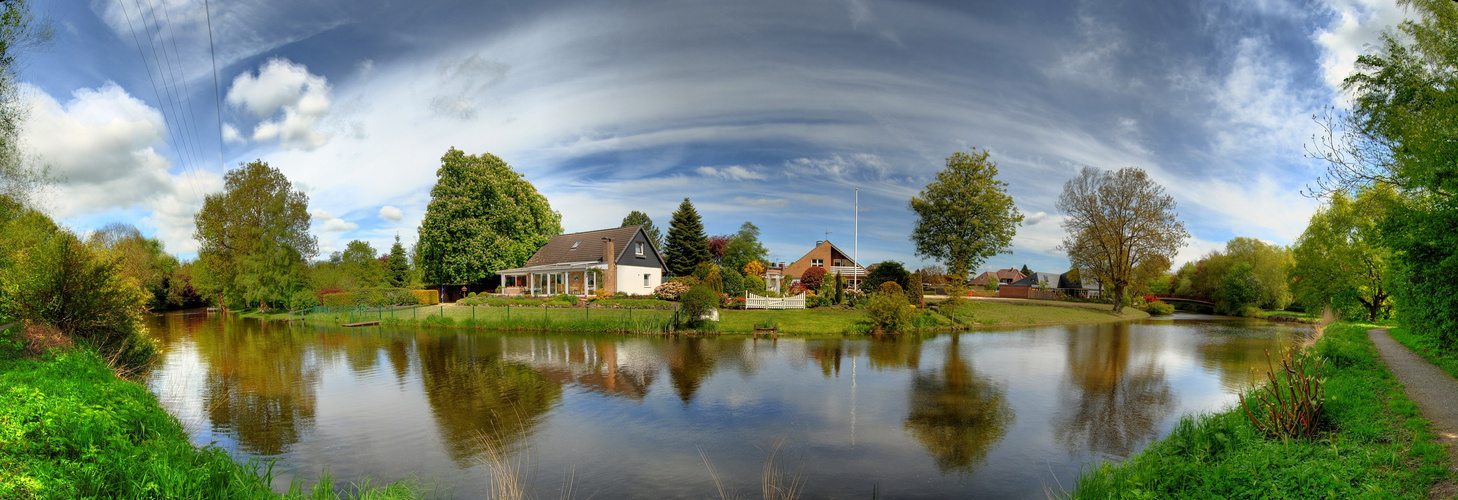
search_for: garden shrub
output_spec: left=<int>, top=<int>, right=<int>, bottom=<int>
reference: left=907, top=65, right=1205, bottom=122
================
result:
left=788, top=281, right=807, bottom=296
left=654, top=281, right=692, bottom=300
left=288, top=290, right=319, bottom=311
left=867, top=290, right=913, bottom=333
left=550, top=294, right=579, bottom=306
left=800, top=266, right=828, bottom=291
left=844, top=288, right=868, bottom=308
left=862, top=261, right=909, bottom=294
left=907, top=272, right=924, bottom=308
left=745, top=275, right=766, bottom=294
left=722, top=267, right=744, bottom=297
left=678, top=285, right=718, bottom=327
left=878, top=281, right=904, bottom=295
left=702, top=268, right=723, bottom=294
left=1146, top=300, right=1175, bottom=315
left=411, top=289, right=440, bottom=305
left=692, top=261, right=719, bottom=280
left=320, top=292, right=354, bottom=307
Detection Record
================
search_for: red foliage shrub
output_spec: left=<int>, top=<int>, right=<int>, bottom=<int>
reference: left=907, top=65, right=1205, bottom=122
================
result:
left=801, top=266, right=828, bottom=291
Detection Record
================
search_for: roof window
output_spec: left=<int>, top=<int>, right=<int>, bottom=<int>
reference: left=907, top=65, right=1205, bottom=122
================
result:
left=570, top=241, right=581, bottom=249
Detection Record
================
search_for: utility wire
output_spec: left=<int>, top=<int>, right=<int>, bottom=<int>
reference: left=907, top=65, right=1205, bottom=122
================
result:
left=204, top=0, right=226, bottom=175
left=157, top=0, right=209, bottom=177
left=119, top=0, right=194, bottom=190
left=135, top=0, right=200, bottom=177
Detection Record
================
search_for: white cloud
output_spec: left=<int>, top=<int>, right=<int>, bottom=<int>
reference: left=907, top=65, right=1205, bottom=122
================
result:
left=730, top=196, right=788, bottom=208
left=221, top=123, right=244, bottom=144
left=1315, top=0, right=1407, bottom=95
left=319, top=218, right=358, bottom=232
left=22, top=82, right=219, bottom=253
left=1023, top=211, right=1051, bottom=225
left=378, top=205, right=403, bottom=222
left=429, top=54, right=511, bottom=120
left=696, top=165, right=766, bottom=181
left=226, top=58, right=333, bottom=150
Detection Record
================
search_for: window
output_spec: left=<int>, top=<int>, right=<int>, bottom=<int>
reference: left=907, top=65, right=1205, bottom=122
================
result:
left=812, top=259, right=823, bottom=267
left=643, top=274, right=651, bottom=287
left=570, top=240, right=581, bottom=249
left=636, top=241, right=645, bottom=256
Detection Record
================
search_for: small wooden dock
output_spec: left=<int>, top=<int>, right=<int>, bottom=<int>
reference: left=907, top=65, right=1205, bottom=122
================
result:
left=342, top=320, right=380, bottom=328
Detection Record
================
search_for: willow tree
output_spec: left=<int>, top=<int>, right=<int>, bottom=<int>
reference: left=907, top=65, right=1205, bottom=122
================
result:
left=909, top=150, right=1022, bottom=285
left=418, top=148, right=561, bottom=286
left=1057, top=167, right=1187, bottom=312
left=194, top=160, right=316, bottom=310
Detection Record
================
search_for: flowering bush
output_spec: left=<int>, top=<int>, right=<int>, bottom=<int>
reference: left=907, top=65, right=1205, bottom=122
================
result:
left=718, top=293, right=747, bottom=309
left=654, top=281, right=693, bottom=301
left=788, top=281, right=807, bottom=296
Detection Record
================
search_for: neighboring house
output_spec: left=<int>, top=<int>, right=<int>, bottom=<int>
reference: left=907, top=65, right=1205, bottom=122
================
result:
left=999, top=271, right=1101, bottom=299
left=763, top=264, right=786, bottom=293
left=496, top=225, right=666, bottom=296
left=970, top=268, right=1026, bottom=287
left=783, top=240, right=865, bottom=289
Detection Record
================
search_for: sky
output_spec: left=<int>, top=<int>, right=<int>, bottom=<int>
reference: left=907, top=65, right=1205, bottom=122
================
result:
left=18, top=0, right=1413, bottom=275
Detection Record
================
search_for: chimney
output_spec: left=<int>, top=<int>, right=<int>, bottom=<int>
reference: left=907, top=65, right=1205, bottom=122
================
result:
left=601, top=237, right=617, bottom=294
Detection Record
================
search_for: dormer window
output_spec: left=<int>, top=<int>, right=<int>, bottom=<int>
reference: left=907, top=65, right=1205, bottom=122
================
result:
left=570, top=241, right=581, bottom=250
left=635, top=242, right=645, bottom=256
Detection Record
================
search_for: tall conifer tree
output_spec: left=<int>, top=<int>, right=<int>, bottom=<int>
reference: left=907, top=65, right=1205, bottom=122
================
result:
left=664, top=198, right=711, bottom=277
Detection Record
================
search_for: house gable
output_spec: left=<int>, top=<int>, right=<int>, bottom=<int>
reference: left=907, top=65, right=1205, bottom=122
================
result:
left=614, top=227, right=666, bottom=273
left=784, top=240, right=861, bottom=279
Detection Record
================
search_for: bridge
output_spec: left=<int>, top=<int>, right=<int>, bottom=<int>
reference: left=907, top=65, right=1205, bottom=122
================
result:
left=1152, top=294, right=1215, bottom=307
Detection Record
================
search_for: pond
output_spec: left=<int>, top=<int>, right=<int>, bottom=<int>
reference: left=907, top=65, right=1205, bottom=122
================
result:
left=144, top=312, right=1305, bottom=499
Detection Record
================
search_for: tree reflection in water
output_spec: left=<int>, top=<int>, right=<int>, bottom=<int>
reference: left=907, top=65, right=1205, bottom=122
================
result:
left=1054, top=324, right=1174, bottom=459
left=417, top=334, right=562, bottom=464
left=666, top=337, right=717, bottom=404
left=904, top=335, right=1013, bottom=474
left=195, top=320, right=319, bottom=457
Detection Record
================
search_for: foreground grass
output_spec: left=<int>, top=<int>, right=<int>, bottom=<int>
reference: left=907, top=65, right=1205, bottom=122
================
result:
left=0, top=329, right=422, bottom=499
left=943, top=299, right=1148, bottom=327
left=1070, top=322, right=1448, bottom=499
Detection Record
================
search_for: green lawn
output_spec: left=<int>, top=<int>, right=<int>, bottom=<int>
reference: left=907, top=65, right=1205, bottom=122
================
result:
left=1070, top=322, right=1449, bottom=499
left=943, top=299, right=1149, bottom=326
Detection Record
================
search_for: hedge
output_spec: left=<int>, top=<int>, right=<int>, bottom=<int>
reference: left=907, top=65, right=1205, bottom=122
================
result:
left=317, top=288, right=423, bottom=307
left=412, top=290, right=439, bottom=306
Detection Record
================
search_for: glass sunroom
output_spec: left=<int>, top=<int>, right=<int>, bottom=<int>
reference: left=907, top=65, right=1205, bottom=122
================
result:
left=496, top=261, right=603, bottom=296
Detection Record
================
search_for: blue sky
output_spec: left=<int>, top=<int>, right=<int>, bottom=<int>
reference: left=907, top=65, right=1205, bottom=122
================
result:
left=20, top=0, right=1410, bottom=274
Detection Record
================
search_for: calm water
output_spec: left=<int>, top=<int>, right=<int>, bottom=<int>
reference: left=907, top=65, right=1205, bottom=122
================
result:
left=144, top=311, right=1304, bottom=499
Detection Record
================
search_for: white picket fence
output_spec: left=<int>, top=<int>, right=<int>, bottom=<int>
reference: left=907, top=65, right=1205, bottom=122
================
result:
left=745, top=292, right=806, bottom=310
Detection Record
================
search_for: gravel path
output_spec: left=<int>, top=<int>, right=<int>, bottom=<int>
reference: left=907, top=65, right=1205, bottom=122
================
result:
left=1369, top=328, right=1458, bottom=435
left=1368, top=328, right=1458, bottom=498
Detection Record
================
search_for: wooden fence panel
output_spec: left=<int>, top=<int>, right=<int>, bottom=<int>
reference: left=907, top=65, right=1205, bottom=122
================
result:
left=746, top=292, right=806, bottom=309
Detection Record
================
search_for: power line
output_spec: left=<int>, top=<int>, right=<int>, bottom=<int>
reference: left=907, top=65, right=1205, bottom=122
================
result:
left=157, top=0, right=209, bottom=176
left=118, top=0, right=193, bottom=190
left=204, top=0, right=225, bottom=174
left=135, top=0, right=200, bottom=176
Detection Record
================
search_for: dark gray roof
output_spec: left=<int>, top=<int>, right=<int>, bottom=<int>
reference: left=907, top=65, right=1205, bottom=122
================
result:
left=523, top=225, right=647, bottom=267
left=1007, top=271, right=1100, bottom=290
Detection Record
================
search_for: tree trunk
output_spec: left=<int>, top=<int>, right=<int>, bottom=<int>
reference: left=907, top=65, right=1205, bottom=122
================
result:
left=1112, top=285, right=1125, bottom=312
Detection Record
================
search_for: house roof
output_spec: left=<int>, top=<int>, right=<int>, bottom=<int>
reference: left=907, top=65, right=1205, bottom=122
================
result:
left=1009, top=272, right=1064, bottom=287
left=995, top=268, right=1025, bottom=282
left=970, top=271, right=998, bottom=286
left=522, top=225, right=655, bottom=268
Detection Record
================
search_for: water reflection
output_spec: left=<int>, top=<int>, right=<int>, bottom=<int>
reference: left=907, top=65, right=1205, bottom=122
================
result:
left=144, top=312, right=1301, bottom=498
left=194, top=320, right=319, bottom=456
left=1054, top=324, right=1174, bottom=459
left=416, top=334, right=562, bottom=462
left=904, top=335, right=1013, bottom=474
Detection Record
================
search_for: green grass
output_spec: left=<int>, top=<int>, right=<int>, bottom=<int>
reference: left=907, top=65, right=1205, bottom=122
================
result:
left=942, top=300, right=1148, bottom=327
left=588, top=298, right=677, bottom=309
left=1069, top=322, right=1449, bottom=499
left=0, top=339, right=424, bottom=499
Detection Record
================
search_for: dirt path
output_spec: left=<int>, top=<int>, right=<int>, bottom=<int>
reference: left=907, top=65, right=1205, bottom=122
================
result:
left=1368, top=328, right=1458, bottom=498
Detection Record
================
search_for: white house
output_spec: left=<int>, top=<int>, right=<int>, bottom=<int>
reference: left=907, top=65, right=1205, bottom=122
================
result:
left=495, top=225, right=666, bottom=296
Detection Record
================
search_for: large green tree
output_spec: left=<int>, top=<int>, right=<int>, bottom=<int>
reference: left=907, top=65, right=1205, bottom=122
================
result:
left=193, top=160, right=316, bottom=310
left=1057, top=166, right=1188, bottom=312
left=1292, top=186, right=1397, bottom=322
left=910, top=150, right=1022, bottom=284
left=721, top=221, right=768, bottom=273
left=1223, top=237, right=1293, bottom=311
left=341, top=239, right=385, bottom=288
left=1310, top=0, right=1458, bottom=345
left=85, top=222, right=183, bottom=310
left=418, top=148, right=561, bottom=286
left=663, top=197, right=711, bottom=277
left=621, top=210, right=664, bottom=251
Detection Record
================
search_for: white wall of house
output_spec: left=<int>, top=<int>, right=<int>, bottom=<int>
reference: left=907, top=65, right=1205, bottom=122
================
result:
left=616, top=265, right=661, bottom=296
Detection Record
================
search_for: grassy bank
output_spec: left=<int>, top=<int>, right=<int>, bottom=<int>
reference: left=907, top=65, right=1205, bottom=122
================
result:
left=944, top=299, right=1149, bottom=326
left=1070, top=323, right=1448, bottom=498
left=244, top=297, right=1153, bottom=335
left=0, top=325, right=421, bottom=499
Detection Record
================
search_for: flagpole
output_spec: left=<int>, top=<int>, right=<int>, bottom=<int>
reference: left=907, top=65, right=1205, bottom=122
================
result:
left=854, top=188, right=859, bottom=285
